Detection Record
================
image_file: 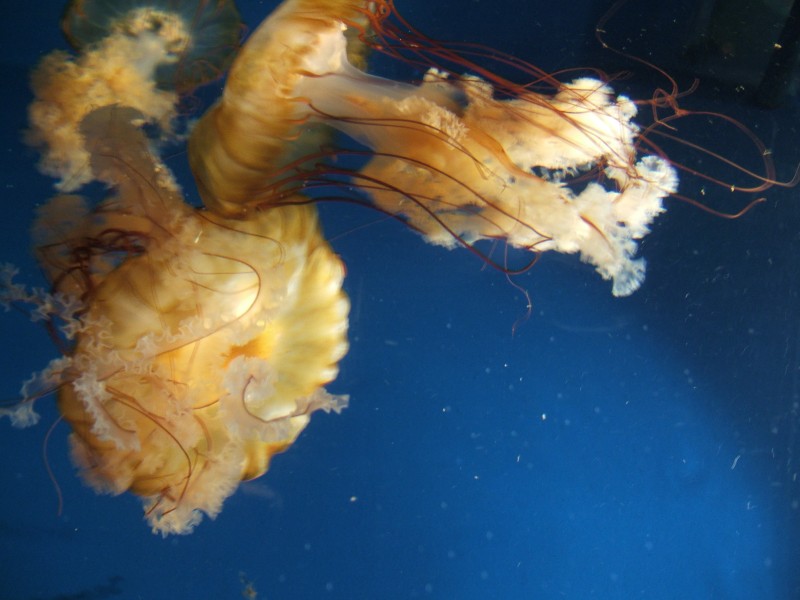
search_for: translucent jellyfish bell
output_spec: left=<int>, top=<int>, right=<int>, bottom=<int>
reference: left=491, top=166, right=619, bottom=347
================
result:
left=61, top=0, right=242, bottom=92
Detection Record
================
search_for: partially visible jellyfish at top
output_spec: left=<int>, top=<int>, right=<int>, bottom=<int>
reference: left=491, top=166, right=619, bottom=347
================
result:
left=61, top=0, right=242, bottom=92
left=0, top=0, right=778, bottom=534
left=26, top=0, right=241, bottom=191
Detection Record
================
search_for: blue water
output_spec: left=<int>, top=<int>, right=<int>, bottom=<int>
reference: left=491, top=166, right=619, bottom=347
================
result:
left=0, top=1, right=798, bottom=598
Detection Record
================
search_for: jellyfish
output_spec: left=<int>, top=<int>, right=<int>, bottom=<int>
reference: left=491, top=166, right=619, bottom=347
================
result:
left=188, top=0, right=677, bottom=296
left=4, top=105, right=349, bottom=535
left=26, top=0, right=242, bottom=191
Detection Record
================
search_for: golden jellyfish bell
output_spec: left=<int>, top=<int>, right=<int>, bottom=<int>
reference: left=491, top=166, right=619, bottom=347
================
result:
left=188, top=0, right=373, bottom=217
left=11, top=107, right=349, bottom=534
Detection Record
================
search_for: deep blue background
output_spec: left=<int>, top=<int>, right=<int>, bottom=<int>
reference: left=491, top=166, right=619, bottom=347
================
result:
left=1, top=1, right=799, bottom=598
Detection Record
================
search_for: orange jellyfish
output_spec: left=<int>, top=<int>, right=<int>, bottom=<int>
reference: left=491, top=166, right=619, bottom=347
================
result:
left=3, top=105, right=349, bottom=534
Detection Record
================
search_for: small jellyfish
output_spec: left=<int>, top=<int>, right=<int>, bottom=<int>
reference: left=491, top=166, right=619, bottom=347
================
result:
left=27, top=0, right=242, bottom=191
left=62, top=0, right=242, bottom=92
left=5, top=106, right=350, bottom=534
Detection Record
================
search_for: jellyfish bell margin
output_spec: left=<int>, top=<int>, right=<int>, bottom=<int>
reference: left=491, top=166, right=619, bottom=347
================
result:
left=1, top=0, right=789, bottom=535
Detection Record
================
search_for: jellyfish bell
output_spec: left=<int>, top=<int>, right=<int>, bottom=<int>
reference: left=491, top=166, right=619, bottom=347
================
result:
left=4, top=106, right=350, bottom=535
left=187, top=0, right=374, bottom=217
left=61, top=0, right=243, bottom=93
left=27, top=0, right=242, bottom=192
